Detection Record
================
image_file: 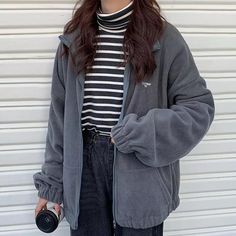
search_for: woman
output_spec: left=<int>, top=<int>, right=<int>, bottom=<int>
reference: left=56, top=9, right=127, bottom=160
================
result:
left=33, top=0, right=215, bottom=235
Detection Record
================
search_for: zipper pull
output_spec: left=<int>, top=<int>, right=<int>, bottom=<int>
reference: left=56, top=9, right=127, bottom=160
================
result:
left=113, top=219, right=116, bottom=230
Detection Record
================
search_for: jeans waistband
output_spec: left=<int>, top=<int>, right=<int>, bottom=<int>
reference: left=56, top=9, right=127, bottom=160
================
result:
left=82, top=128, right=113, bottom=145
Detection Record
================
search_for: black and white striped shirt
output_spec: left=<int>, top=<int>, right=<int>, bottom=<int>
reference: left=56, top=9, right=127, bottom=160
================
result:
left=81, top=1, right=134, bottom=136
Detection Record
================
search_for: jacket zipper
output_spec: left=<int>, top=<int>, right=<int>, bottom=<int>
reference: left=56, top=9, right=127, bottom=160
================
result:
left=74, top=69, right=85, bottom=230
left=112, top=62, right=131, bottom=231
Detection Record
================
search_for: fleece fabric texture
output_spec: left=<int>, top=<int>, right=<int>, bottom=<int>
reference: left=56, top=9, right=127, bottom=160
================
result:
left=33, top=21, right=215, bottom=230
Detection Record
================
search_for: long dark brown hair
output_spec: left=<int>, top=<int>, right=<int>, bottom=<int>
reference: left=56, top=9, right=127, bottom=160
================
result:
left=62, top=0, right=167, bottom=83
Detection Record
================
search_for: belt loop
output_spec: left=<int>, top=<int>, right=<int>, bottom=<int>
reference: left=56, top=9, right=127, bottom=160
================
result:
left=91, top=130, right=99, bottom=143
left=93, top=130, right=100, bottom=144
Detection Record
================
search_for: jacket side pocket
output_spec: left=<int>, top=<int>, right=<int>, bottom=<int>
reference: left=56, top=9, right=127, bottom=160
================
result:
left=171, top=161, right=180, bottom=199
left=155, top=167, right=172, bottom=205
left=116, top=167, right=170, bottom=222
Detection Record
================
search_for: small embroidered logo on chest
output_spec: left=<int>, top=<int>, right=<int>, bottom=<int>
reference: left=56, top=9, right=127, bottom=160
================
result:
left=142, top=82, right=152, bottom=88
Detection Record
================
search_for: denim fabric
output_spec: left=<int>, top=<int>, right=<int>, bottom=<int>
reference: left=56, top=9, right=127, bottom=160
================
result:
left=70, top=128, right=164, bottom=236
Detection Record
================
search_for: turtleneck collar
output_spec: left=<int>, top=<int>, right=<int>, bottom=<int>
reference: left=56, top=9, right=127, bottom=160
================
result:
left=96, top=1, right=134, bottom=32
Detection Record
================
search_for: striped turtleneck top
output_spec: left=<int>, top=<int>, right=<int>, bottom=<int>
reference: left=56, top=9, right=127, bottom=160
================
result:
left=81, top=1, right=134, bottom=136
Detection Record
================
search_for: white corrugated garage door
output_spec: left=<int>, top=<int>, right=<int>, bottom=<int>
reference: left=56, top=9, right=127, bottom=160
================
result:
left=0, top=1, right=236, bottom=235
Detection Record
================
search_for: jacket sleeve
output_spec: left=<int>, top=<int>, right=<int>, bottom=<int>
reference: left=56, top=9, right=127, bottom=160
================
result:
left=33, top=41, right=65, bottom=204
left=110, top=30, right=215, bottom=168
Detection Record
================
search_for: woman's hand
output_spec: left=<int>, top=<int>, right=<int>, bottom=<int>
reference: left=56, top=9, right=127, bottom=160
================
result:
left=110, top=135, right=115, bottom=144
left=35, top=198, right=61, bottom=218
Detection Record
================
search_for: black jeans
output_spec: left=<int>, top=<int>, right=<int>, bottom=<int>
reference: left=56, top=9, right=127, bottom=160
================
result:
left=70, top=128, right=164, bottom=236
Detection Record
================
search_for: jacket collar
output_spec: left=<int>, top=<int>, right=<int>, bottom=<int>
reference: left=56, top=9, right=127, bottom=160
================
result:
left=58, top=30, right=161, bottom=52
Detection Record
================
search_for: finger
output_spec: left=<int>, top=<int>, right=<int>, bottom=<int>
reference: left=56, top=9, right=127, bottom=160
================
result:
left=43, top=204, right=47, bottom=210
left=35, top=200, right=47, bottom=217
left=54, top=204, right=61, bottom=216
left=35, top=205, right=43, bottom=217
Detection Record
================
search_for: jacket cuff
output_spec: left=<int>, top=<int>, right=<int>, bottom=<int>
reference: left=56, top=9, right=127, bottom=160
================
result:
left=35, top=180, right=63, bottom=205
left=110, top=123, right=131, bottom=153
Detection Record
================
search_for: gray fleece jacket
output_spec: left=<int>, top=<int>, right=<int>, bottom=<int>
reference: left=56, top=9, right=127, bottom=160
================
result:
left=33, top=21, right=215, bottom=230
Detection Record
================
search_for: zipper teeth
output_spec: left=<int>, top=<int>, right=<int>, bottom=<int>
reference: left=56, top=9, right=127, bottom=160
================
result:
left=112, top=63, right=130, bottom=231
left=75, top=72, right=85, bottom=229
left=112, top=146, right=116, bottom=230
